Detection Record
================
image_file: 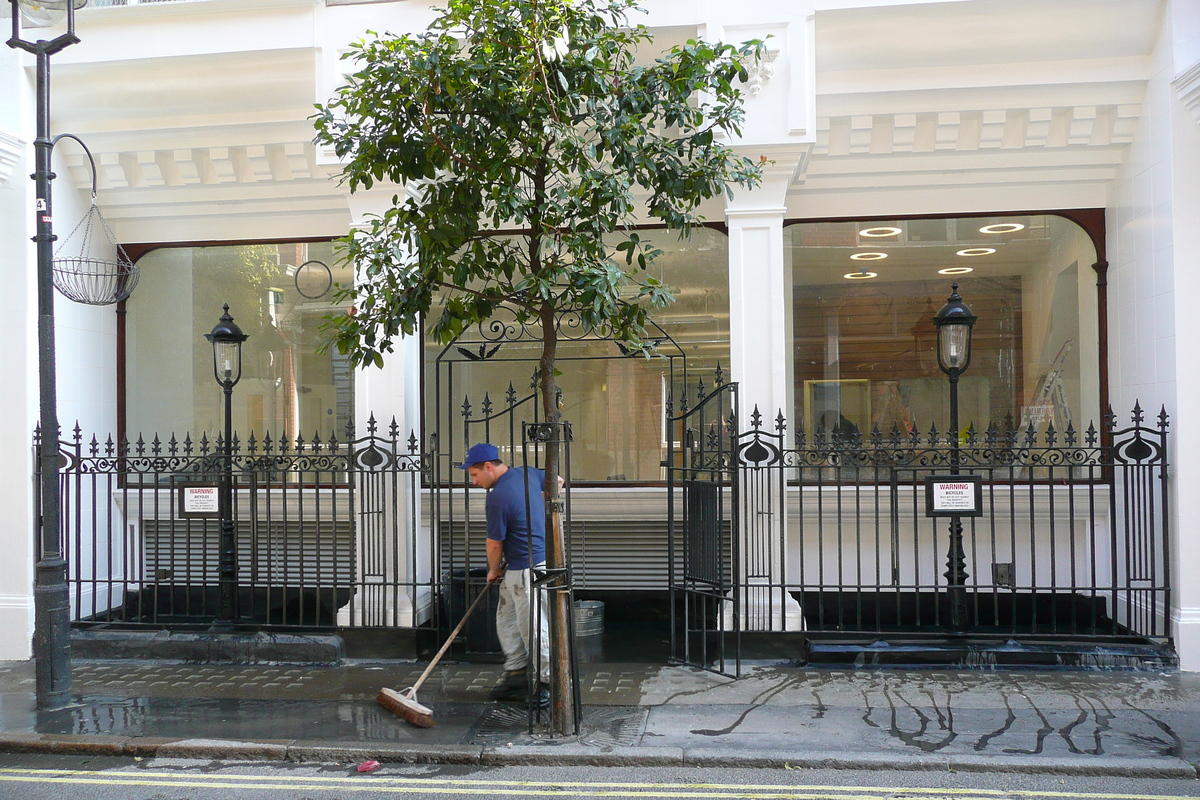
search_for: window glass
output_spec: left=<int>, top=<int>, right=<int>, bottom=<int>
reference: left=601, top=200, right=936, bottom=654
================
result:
left=126, top=241, right=354, bottom=439
left=786, top=216, right=1099, bottom=438
left=426, top=227, right=729, bottom=482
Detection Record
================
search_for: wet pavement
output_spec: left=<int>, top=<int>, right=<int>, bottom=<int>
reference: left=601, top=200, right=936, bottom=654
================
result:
left=0, top=659, right=1199, bottom=775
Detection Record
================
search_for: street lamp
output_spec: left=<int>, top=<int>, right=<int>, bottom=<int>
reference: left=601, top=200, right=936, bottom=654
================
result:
left=206, top=305, right=248, bottom=629
left=8, top=0, right=87, bottom=711
left=932, top=282, right=977, bottom=631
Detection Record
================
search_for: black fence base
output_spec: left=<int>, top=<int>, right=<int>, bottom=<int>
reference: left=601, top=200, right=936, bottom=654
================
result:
left=70, top=628, right=346, bottom=664
left=798, top=590, right=1120, bottom=635
left=804, top=635, right=1178, bottom=670
left=94, top=586, right=354, bottom=627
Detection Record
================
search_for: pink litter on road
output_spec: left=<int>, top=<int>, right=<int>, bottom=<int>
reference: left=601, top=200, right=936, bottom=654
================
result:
left=357, top=760, right=381, bottom=773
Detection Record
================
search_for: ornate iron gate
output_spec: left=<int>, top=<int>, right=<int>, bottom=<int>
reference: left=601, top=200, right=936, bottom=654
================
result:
left=729, top=401, right=1172, bottom=652
left=667, top=377, right=740, bottom=676
left=47, top=417, right=428, bottom=629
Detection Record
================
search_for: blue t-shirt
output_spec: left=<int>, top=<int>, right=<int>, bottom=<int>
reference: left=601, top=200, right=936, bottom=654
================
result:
left=486, top=466, right=547, bottom=570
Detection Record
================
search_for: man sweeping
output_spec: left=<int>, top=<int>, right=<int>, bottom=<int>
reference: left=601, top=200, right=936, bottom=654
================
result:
left=460, top=443, right=552, bottom=708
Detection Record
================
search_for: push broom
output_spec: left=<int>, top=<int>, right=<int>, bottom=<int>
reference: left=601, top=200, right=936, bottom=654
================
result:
left=377, top=579, right=497, bottom=728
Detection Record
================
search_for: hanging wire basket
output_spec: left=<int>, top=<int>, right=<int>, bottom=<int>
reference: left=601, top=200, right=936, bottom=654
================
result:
left=51, top=134, right=140, bottom=306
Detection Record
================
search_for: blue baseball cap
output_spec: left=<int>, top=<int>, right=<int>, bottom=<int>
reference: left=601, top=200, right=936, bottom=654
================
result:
left=458, top=442, right=500, bottom=469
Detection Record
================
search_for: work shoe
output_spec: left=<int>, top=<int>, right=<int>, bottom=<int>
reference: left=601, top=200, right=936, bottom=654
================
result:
left=489, top=668, right=528, bottom=700
left=527, top=682, right=551, bottom=710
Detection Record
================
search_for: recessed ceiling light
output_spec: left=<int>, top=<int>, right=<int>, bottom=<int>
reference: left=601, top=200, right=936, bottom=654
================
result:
left=860, top=226, right=902, bottom=237
left=938, top=266, right=974, bottom=275
left=844, top=271, right=878, bottom=280
left=956, top=248, right=995, bottom=257
left=979, top=223, right=1025, bottom=234
left=850, top=252, right=888, bottom=261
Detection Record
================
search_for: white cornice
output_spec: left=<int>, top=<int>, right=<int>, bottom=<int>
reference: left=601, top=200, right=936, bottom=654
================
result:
left=1173, top=61, right=1200, bottom=126
left=0, top=129, right=23, bottom=187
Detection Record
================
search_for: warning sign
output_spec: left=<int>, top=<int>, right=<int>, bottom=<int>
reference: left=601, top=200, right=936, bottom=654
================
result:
left=178, top=483, right=221, bottom=518
left=924, top=475, right=983, bottom=517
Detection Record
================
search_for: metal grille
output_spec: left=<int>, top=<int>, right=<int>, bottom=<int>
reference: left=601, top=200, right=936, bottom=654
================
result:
left=42, top=416, right=427, bottom=629
left=730, top=401, right=1171, bottom=646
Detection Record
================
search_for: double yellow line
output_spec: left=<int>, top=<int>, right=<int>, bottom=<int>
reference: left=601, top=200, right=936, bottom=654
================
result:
left=0, top=769, right=1193, bottom=799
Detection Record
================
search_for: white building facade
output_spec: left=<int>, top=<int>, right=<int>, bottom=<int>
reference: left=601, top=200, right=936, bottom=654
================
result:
left=0, top=0, right=1195, bottom=666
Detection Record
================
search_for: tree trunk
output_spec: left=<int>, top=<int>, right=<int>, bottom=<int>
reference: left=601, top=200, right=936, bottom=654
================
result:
left=538, top=303, right=573, bottom=735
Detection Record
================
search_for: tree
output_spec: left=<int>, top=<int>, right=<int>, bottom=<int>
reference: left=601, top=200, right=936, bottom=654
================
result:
left=313, top=0, right=763, bottom=731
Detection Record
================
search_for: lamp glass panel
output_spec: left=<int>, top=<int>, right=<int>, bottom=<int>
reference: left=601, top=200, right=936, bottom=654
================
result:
left=939, top=324, right=970, bottom=371
left=17, top=0, right=86, bottom=27
left=214, top=341, right=240, bottom=384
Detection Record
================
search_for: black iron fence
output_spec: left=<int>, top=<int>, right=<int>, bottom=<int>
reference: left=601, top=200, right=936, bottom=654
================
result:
left=731, top=402, right=1171, bottom=645
left=42, top=416, right=427, bottom=629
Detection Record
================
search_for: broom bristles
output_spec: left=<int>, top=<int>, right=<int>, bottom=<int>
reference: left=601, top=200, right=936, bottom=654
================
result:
left=377, top=687, right=435, bottom=728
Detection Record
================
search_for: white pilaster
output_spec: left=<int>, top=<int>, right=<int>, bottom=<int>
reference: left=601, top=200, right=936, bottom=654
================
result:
left=724, top=154, right=807, bottom=632
left=335, top=183, right=428, bottom=627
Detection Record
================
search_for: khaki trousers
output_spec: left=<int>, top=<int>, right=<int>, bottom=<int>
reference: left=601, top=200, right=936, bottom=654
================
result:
left=495, top=564, right=550, bottom=682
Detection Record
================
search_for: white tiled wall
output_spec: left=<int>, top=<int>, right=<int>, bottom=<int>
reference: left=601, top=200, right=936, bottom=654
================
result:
left=1110, top=14, right=1176, bottom=421
left=1111, top=2, right=1200, bottom=669
left=51, top=146, right=120, bottom=442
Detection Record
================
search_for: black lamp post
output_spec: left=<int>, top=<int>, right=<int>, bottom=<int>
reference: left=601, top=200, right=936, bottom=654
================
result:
left=8, top=0, right=86, bottom=711
left=206, top=305, right=248, bottom=629
left=932, top=282, right=977, bottom=631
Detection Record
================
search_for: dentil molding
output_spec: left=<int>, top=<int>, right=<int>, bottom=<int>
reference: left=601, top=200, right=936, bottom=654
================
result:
left=0, top=129, right=23, bottom=187
left=1174, top=61, right=1200, bottom=125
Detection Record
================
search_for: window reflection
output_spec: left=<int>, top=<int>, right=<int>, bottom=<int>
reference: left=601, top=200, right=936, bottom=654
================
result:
left=127, top=241, right=354, bottom=440
left=787, top=216, right=1098, bottom=438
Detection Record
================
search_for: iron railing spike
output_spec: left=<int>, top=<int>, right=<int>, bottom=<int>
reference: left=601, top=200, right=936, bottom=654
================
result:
left=1132, top=400, right=1144, bottom=423
left=104, top=434, right=115, bottom=457
left=1159, top=405, right=1170, bottom=430
left=390, top=417, right=400, bottom=439
left=89, top=434, right=100, bottom=456
left=775, top=409, right=786, bottom=433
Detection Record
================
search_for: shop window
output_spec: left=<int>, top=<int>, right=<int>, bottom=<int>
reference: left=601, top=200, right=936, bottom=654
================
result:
left=786, top=215, right=1099, bottom=439
left=426, top=227, right=729, bottom=483
left=126, top=241, right=354, bottom=439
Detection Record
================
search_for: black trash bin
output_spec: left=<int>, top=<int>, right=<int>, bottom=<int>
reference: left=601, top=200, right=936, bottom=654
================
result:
left=445, top=568, right=502, bottom=655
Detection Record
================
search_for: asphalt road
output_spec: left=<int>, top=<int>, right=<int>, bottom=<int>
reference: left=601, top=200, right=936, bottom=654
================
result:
left=0, top=754, right=1197, bottom=800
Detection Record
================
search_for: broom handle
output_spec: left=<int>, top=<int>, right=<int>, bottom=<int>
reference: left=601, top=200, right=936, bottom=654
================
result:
left=409, top=579, right=497, bottom=695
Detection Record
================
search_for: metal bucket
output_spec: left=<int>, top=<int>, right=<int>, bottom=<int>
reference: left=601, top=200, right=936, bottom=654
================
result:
left=574, top=600, right=605, bottom=637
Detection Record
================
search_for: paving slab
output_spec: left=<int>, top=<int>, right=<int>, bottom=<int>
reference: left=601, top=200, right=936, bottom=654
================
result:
left=0, top=659, right=1197, bottom=775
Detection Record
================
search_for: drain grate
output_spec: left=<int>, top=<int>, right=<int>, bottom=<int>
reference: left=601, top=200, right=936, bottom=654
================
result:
left=464, top=705, right=647, bottom=746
